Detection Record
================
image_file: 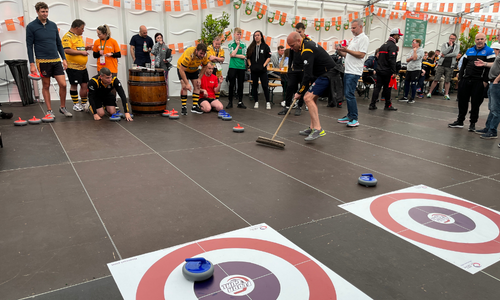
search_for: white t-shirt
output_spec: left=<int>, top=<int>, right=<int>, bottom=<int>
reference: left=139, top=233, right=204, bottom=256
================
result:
left=344, top=32, right=369, bottom=76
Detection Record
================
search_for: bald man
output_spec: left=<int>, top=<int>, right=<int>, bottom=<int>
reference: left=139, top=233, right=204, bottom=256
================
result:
left=449, top=33, right=495, bottom=131
left=287, top=32, right=338, bottom=141
left=129, top=25, right=154, bottom=67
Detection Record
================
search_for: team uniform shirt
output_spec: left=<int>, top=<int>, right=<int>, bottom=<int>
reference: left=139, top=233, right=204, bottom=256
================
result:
left=177, top=46, right=210, bottom=73
left=26, top=18, right=66, bottom=64
left=62, top=31, right=88, bottom=70
left=207, top=45, right=225, bottom=76
left=288, top=36, right=312, bottom=72
left=297, top=39, right=336, bottom=95
left=460, top=45, right=496, bottom=81
left=227, top=41, right=247, bottom=69
left=88, top=75, right=130, bottom=113
left=200, top=73, right=219, bottom=99
left=92, top=38, right=121, bottom=73
left=422, top=58, right=436, bottom=79
left=344, top=32, right=369, bottom=76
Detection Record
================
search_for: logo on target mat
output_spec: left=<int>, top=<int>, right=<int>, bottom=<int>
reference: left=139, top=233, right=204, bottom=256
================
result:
left=219, top=275, right=255, bottom=296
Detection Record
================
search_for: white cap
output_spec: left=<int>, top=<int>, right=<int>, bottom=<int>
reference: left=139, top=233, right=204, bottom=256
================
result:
left=491, top=42, right=500, bottom=50
left=390, top=28, right=404, bottom=36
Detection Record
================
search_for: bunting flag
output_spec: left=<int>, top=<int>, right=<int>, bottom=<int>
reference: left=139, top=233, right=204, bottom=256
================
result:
left=494, top=3, right=499, bottom=13
left=424, top=3, right=429, bottom=12
left=18, top=16, right=24, bottom=27
left=448, top=3, right=453, bottom=12
left=120, top=44, right=127, bottom=55
left=439, top=3, right=444, bottom=12
left=85, top=37, right=93, bottom=47
left=474, top=3, right=480, bottom=13
left=395, top=2, right=400, bottom=11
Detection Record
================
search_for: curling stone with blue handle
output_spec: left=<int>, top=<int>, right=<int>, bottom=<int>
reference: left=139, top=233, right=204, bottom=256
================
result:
left=28, top=116, right=42, bottom=125
left=358, top=173, right=377, bottom=187
left=221, top=112, right=232, bottom=121
left=109, top=113, right=121, bottom=121
left=182, top=257, right=214, bottom=282
left=114, top=110, right=124, bottom=119
left=14, top=117, right=28, bottom=126
left=218, top=109, right=226, bottom=118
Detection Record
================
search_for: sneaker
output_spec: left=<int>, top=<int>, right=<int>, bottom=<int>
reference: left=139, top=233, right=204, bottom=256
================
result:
left=338, top=116, right=350, bottom=123
left=237, top=102, right=247, bottom=109
left=407, top=99, right=415, bottom=104
left=281, top=100, right=286, bottom=107
left=475, top=128, right=488, bottom=135
left=468, top=123, right=476, bottom=132
left=416, top=88, right=421, bottom=93
left=266, top=102, right=271, bottom=110
left=417, top=93, right=424, bottom=98
left=347, top=119, right=359, bottom=127
left=72, top=103, right=83, bottom=111
left=444, top=95, right=451, bottom=100
left=399, top=97, right=408, bottom=102
left=305, top=105, right=308, bottom=111
left=294, top=107, right=302, bottom=116
left=299, top=127, right=312, bottom=136
left=369, top=104, right=377, bottom=110
left=278, top=107, right=288, bottom=115
left=448, top=121, right=463, bottom=128
left=384, top=105, right=397, bottom=111
left=498, top=143, right=500, bottom=148
left=381, top=97, right=385, bottom=101
left=304, top=128, right=326, bottom=141
left=226, top=102, right=233, bottom=109
left=292, top=102, right=298, bottom=109
left=426, top=93, right=432, bottom=98
left=254, top=102, right=259, bottom=109
left=191, top=106, right=203, bottom=114
left=480, top=132, right=498, bottom=139
left=59, top=107, right=73, bottom=117
left=181, top=107, right=187, bottom=115
left=82, top=103, right=89, bottom=112
left=46, top=110, right=56, bottom=118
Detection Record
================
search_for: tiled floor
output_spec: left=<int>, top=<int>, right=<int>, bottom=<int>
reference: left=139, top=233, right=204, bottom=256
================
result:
left=1, top=90, right=499, bottom=300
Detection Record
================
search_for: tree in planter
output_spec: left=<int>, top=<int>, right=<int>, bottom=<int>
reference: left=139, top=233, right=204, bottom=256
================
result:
left=200, top=11, right=231, bottom=46
left=459, top=26, right=479, bottom=54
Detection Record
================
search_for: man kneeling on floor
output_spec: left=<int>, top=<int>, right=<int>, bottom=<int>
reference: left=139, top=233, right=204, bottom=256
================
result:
left=88, top=67, right=133, bottom=121
left=199, top=63, right=224, bottom=113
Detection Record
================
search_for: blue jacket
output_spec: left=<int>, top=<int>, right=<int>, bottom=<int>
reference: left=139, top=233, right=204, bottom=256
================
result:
left=459, top=45, right=495, bottom=81
left=26, top=18, right=65, bottom=63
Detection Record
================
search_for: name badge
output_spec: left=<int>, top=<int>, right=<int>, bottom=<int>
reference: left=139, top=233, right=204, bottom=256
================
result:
left=260, top=49, right=263, bottom=53
left=215, top=63, right=222, bottom=70
left=100, top=55, right=106, bottom=65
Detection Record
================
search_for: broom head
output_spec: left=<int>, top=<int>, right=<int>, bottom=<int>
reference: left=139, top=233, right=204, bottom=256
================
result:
left=256, top=136, right=285, bottom=148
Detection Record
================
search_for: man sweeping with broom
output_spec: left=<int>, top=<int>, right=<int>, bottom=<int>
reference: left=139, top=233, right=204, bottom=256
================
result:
left=288, top=32, right=338, bottom=141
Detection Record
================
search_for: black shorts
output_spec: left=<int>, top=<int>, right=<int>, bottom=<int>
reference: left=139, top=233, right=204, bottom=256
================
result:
left=92, top=94, right=116, bottom=110
left=199, top=98, right=215, bottom=104
left=405, top=70, right=421, bottom=82
left=177, top=69, right=200, bottom=81
left=66, top=68, right=89, bottom=84
left=37, top=61, right=65, bottom=78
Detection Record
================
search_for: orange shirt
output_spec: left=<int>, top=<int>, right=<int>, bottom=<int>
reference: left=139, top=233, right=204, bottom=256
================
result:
left=93, top=37, right=120, bottom=73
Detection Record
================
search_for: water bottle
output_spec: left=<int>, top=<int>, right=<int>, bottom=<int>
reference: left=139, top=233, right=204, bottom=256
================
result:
left=151, top=56, right=155, bottom=70
left=143, top=41, right=147, bottom=52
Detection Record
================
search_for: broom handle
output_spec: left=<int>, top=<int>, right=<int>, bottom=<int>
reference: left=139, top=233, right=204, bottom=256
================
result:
left=271, top=97, right=299, bottom=140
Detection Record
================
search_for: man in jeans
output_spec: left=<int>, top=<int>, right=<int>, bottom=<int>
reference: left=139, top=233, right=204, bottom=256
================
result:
left=427, top=34, right=460, bottom=100
left=336, top=19, right=369, bottom=127
left=473, top=42, right=500, bottom=140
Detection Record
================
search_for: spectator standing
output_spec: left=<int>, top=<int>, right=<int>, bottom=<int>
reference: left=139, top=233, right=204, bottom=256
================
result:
left=26, top=2, right=72, bottom=118
left=226, top=28, right=247, bottom=109
left=129, top=25, right=154, bottom=67
left=400, top=39, right=424, bottom=103
left=336, top=18, right=369, bottom=127
left=427, top=34, right=460, bottom=100
left=247, top=30, right=272, bottom=109
left=93, top=25, right=121, bottom=77
left=151, top=32, right=172, bottom=105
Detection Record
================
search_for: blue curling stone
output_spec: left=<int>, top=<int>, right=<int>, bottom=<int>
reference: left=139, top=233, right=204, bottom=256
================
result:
left=115, top=110, right=124, bottom=118
left=358, top=173, right=377, bottom=187
left=109, top=114, right=121, bottom=121
left=218, top=109, right=226, bottom=118
left=182, top=257, right=214, bottom=282
left=221, top=113, right=232, bottom=121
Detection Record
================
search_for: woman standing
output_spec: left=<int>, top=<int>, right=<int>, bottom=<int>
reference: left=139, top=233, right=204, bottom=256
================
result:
left=401, top=39, right=424, bottom=103
left=247, top=30, right=271, bottom=109
left=92, top=25, right=121, bottom=77
left=226, top=27, right=247, bottom=109
left=151, top=32, right=172, bottom=102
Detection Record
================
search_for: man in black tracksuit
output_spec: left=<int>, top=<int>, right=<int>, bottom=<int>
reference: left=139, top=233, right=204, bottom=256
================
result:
left=369, top=28, right=404, bottom=111
left=448, top=33, right=495, bottom=131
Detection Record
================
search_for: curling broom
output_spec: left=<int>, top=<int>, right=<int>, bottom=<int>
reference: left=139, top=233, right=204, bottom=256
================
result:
left=256, top=97, right=299, bottom=148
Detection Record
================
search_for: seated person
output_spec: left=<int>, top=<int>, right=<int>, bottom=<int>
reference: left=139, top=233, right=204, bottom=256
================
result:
left=417, top=51, right=436, bottom=97
left=269, top=46, right=289, bottom=79
left=363, top=48, right=379, bottom=84
left=199, top=63, right=224, bottom=113
left=88, top=67, right=132, bottom=121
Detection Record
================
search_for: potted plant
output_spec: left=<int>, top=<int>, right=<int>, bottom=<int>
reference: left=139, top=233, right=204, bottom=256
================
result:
left=200, top=11, right=231, bottom=46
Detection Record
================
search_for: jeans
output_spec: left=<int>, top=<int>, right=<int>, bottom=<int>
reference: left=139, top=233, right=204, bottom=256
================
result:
left=485, top=83, right=500, bottom=135
left=343, top=73, right=360, bottom=120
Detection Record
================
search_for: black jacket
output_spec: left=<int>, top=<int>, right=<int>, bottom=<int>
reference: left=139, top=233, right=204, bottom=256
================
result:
left=376, top=39, right=399, bottom=76
left=247, top=43, right=271, bottom=73
left=288, top=36, right=312, bottom=72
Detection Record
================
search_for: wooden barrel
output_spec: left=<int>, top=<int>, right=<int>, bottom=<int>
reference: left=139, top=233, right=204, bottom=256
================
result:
left=128, top=68, right=168, bottom=114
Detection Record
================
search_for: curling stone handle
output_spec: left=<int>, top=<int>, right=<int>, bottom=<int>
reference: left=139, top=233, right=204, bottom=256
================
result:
left=185, top=258, right=207, bottom=264
left=361, top=173, right=373, bottom=177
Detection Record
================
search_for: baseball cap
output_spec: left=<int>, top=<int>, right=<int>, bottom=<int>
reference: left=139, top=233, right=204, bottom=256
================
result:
left=491, top=42, right=500, bottom=50
left=390, top=28, right=404, bottom=36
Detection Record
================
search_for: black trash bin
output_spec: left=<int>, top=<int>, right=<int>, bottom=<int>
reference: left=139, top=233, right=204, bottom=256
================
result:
left=5, top=59, right=35, bottom=106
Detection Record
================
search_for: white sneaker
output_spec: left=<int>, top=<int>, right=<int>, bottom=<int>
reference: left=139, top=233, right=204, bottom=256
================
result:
left=254, top=102, right=259, bottom=109
left=59, top=107, right=73, bottom=117
left=266, top=102, right=271, bottom=110
left=46, top=110, right=56, bottom=118
left=305, top=105, right=309, bottom=111
left=82, top=102, right=89, bottom=112
left=73, top=103, right=83, bottom=111
left=281, top=100, right=285, bottom=107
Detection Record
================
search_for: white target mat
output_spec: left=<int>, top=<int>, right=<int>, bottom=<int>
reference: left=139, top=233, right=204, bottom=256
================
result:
left=340, top=185, right=500, bottom=274
left=108, top=223, right=372, bottom=300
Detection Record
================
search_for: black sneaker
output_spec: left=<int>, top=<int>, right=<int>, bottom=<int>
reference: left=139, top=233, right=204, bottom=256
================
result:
left=191, top=106, right=203, bottom=114
left=369, top=104, right=377, bottom=110
left=399, top=97, right=408, bottom=102
left=384, top=105, right=397, bottom=111
left=448, top=121, right=463, bottom=128
left=480, top=132, right=498, bottom=139
left=468, top=123, right=475, bottom=132
left=226, top=102, right=233, bottom=109
left=294, top=107, right=302, bottom=116
left=181, top=107, right=187, bottom=115
left=407, top=99, right=415, bottom=104
left=237, top=102, right=247, bottom=109
left=277, top=107, right=288, bottom=115
left=475, top=128, right=488, bottom=135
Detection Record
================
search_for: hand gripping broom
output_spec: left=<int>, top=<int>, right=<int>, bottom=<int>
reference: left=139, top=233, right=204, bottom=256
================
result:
left=256, top=97, right=299, bottom=148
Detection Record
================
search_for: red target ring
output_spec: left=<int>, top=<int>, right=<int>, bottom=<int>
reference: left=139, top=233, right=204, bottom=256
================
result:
left=370, top=193, right=500, bottom=254
left=136, top=238, right=336, bottom=299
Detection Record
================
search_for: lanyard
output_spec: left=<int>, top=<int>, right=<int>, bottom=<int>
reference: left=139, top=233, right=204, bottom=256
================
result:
left=99, top=38, right=107, bottom=51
